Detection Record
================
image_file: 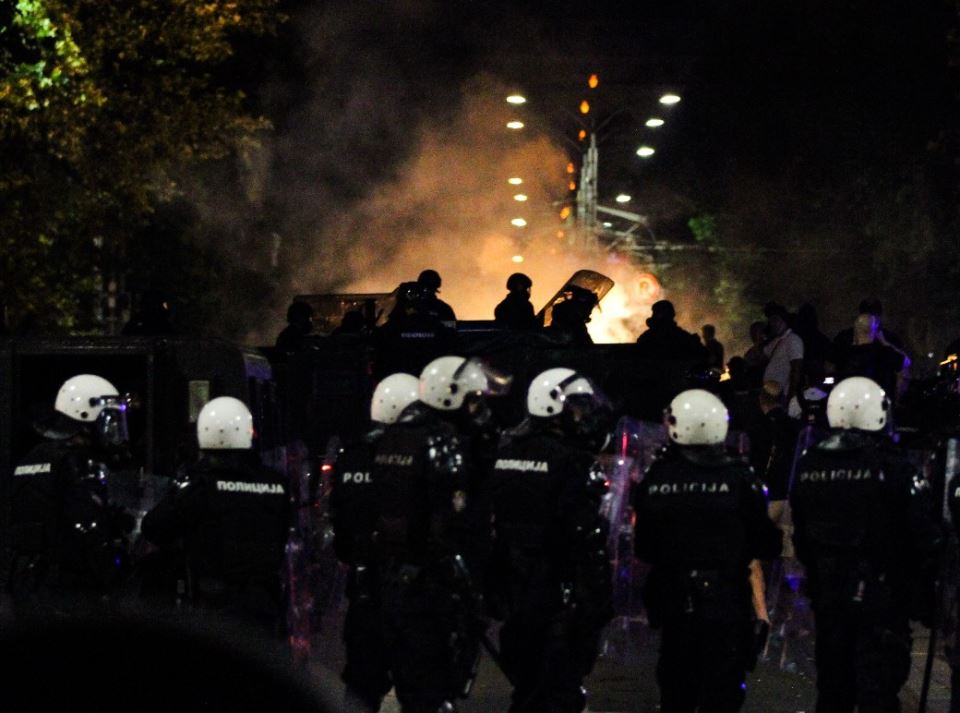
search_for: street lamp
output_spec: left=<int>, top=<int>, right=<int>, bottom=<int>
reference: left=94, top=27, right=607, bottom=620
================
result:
left=645, top=118, right=665, bottom=128
left=658, top=93, right=681, bottom=105
left=636, top=146, right=655, bottom=158
left=506, top=94, right=527, bottom=105
left=615, top=194, right=631, bottom=203
left=506, top=120, right=525, bottom=130
left=511, top=218, right=527, bottom=227
left=507, top=177, right=523, bottom=185
left=513, top=194, right=528, bottom=202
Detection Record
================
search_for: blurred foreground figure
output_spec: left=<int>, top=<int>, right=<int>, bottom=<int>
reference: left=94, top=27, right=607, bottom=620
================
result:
left=142, top=397, right=288, bottom=636
left=488, top=367, right=614, bottom=713
left=370, top=356, right=509, bottom=712
left=8, top=374, right=134, bottom=613
left=790, top=376, right=941, bottom=713
left=634, top=389, right=781, bottom=713
left=329, top=373, right=420, bottom=711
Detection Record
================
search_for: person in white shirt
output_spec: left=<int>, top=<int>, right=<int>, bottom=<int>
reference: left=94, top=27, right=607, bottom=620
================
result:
left=762, top=302, right=804, bottom=406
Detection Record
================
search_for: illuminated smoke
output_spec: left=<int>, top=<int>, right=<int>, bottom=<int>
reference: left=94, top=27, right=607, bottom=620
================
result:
left=285, top=74, right=671, bottom=343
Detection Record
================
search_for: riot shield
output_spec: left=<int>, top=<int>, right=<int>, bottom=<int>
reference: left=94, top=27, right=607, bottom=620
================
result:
left=535, top=269, right=615, bottom=328
left=598, top=418, right=667, bottom=628
left=284, top=439, right=319, bottom=661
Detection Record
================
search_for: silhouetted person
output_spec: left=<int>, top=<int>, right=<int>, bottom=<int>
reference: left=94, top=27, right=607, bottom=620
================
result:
left=795, top=303, right=834, bottom=374
left=762, top=301, right=804, bottom=407
left=701, top=324, right=724, bottom=371
left=749, top=381, right=801, bottom=549
left=122, top=290, right=176, bottom=336
left=375, top=282, right=456, bottom=379
left=833, top=298, right=905, bottom=367
left=742, top=320, right=768, bottom=388
left=331, top=310, right=366, bottom=336
left=548, top=285, right=598, bottom=346
left=494, top=272, right=538, bottom=330
left=417, top=269, right=457, bottom=328
left=635, top=300, right=705, bottom=362
left=837, top=313, right=910, bottom=404
left=275, top=301, right=314, bottom=352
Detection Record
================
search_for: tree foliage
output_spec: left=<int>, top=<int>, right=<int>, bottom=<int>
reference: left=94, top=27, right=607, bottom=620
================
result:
left=1, top=0, right=279, bottom=332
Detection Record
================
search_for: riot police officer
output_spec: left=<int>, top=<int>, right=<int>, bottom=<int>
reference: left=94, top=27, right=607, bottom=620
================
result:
left=329, top=373, right=420, bottom=712
left=8, top=374, right=133, bottom=613
left=791, top=376, right=942, bottom=713
left=371, top=355, right=509, bottom=712
left=494, top=272, right=538, bottom=330
left=634, top=389, right=782, bottom=713
left=487, top=367, right=614, bottom=713
left=141, top=397, right=288, bottom=636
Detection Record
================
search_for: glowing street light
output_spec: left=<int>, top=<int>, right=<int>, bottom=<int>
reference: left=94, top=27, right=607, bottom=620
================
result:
left=615, top=194, right=631, bottom=203
left=507, top=177, right=523, bottom=185
left=588, top=74, right=599, bottom=89
left=512, top=255, right=525, bottom=263
left=645, top=118, right=665, bottom=128
left=636, top=146, right=656, bottom=158
left=506, top=94, right=527, bottom=105
left=579, top=100, right=590, bottom=115
left=513, top=193, right=528, bottom=202
left=506, top=120, right=525, bottom=130
left=659, top=93, right=681, bottom=105
left=511, top=218, right=527, bottom=227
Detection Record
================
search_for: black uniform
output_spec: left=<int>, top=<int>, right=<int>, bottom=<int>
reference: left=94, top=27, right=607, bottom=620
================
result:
left=8, top=437, right=132, bottom=609
left=487, top=422, right=613, bottom=713
left=634, top=445, right=782, bottom=713
left=494, top=293, right=538, bottom=330
left=141, top=450, right=288, bottom=634
left=791, top=431, right=942, bottom=713
left=370, top=403, right=477, bottom=713
left=329, top=428, right=392, bottom=712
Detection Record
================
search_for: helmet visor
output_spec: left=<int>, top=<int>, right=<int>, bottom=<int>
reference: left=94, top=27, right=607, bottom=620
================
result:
left=92, top=396, right=130, bottom=446
left=453, top=357, right=513, bottom=397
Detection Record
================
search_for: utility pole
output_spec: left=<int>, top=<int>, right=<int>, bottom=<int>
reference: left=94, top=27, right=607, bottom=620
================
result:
left=575, top=133, right=599, bottom=249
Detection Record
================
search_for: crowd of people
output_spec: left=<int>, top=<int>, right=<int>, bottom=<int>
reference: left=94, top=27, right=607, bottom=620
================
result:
left=5, top=275, right=960, bottom=713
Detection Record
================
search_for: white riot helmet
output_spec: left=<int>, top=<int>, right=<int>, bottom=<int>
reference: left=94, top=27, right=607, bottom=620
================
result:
left=665, top=389, right=729, bottom=445
left=197, top=396, right=254, bottom=449
left=371, top=373, right=420, bottom=424
left=826, top=376, right=889, bottom=431
left=55, top=374, right=120, bottom=423
left=527, top=367, right=595, bottom=417
left=418, top=356, right=511, bottom=411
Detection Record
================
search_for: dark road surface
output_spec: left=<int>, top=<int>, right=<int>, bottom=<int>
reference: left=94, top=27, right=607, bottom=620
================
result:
left=311, top=565, right=952, bottom=713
